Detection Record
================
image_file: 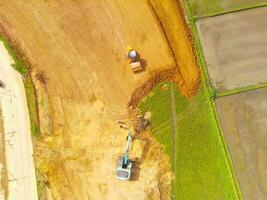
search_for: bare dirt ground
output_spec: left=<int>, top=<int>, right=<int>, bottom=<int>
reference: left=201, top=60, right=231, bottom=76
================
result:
left=196, top=6, right=267, bottom=91
left=0, top=0, right=200, bottom=199
left=216, top=88, right=267, bottom=200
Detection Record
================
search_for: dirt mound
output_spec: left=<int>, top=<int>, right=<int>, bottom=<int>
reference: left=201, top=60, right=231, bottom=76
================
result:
left=0, top=0, right=200, bottom=199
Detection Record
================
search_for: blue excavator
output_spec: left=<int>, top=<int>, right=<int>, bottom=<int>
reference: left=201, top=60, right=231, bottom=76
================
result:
left=116, top=132, right=133, bottom=180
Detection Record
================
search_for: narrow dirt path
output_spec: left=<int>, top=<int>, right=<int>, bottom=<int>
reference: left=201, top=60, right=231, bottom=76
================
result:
left=170, top=84, right=177, bottom=200
left=0, top=105, right=8, bottom=200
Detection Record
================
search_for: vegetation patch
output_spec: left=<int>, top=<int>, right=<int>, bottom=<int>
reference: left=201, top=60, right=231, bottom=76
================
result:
left=139, top=81, right=238, bottom=199
left=216, top=82, right=267, bottom=98
left=139, top=82, right=174, bottom=168
left=185, top=0, right=267, bottom=18
left=0, top=37, right=40, bottom=136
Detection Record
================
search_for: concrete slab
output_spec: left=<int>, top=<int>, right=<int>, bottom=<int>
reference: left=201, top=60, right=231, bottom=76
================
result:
left=216, top=88, right=267, bottom=200
left=197, top=7, right=267, bottom=91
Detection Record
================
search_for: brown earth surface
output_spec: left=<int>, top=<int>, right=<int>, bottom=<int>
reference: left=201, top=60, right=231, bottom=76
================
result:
left=0, top=1, right=199, bottom=199
left=216, top=88, right=267, bottom=200
left=197, top=6, right=267, bottom=91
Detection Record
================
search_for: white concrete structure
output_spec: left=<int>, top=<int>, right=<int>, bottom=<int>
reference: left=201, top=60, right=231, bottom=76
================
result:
left=0, top=41, right=38, bottom=200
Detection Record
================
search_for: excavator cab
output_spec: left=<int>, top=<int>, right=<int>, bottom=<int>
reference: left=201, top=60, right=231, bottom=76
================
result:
left=116, top=157, right=132, bottom=180
left=116, top=132, right=133, bottom=180
left=127, top=46, right=142, bottom=73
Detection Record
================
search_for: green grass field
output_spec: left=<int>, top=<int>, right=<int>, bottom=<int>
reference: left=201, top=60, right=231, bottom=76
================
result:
left=139, top=83, right=174, bottom=168
left=0, top=37, right=39, bottom=136
left=139, top=81, right=238, bottom=199
left=185, top=0, right=267, bottom=18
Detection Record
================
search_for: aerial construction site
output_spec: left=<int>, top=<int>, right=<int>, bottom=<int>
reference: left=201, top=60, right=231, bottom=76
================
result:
left=0, top=0, right=266, bottom=200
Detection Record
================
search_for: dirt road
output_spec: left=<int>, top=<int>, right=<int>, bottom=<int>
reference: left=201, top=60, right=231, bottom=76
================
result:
left=0, top=1, right=199, bottom=199
left=0, top=42, right=38, bottom=200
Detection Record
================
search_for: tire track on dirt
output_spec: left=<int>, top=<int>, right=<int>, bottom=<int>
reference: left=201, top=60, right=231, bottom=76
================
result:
left=0, top=105, right=8, bottom=200
left=170, top=84, right=177, bottom=200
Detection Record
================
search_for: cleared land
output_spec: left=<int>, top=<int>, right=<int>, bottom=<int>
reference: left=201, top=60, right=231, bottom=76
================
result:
left=216, top=88, right=267, bottom=200
left=0, top=1, right=173, bottom=199
left=186, top=0, right=267, bottom=17
left=0, top=1, right=199, bottom=199
left=139, top=82, right=238, bottom=199
left=196, top=6, right=267, bottom=92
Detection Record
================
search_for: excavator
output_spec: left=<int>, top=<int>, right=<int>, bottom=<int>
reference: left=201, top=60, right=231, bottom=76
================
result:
left=127, top=46, right=142, bottom=73
left=116, top=132, right=133, bottom=180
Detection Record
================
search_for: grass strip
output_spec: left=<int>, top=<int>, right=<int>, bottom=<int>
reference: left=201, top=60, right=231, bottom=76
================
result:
left=0, top=37, right=40, bottom=136
left=139, top=82, right=174, bottom=169
left=216, top=82, right=267, bottom=98
left=186, top=0, right=267, bottom=19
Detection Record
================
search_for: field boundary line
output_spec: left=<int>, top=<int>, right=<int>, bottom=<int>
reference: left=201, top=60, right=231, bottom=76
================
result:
left=216, top=83, right=267, bottom=98
left=182, top=1, right=243, bottom=199
left=189, top=2, right=267, bottom=19
left=170, top=84, right=177, bottom=200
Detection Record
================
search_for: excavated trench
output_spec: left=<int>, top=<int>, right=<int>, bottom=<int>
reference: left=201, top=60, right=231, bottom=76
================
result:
left=129, top=0, right=200, bottom=109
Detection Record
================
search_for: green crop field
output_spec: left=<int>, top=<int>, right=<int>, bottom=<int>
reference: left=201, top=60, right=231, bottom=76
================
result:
left=139, top=83, right=174, bottom=168
left=185, top=0, right=267, bottom=18
left=139, top=82, right=239, bottom=199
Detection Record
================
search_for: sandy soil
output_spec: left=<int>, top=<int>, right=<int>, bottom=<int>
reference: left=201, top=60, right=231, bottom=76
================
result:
left=0, top=1, right=200, bottom=199
left=196, top=6, right=267, bottom=91
left=216, top=88, right=267, bottom=200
